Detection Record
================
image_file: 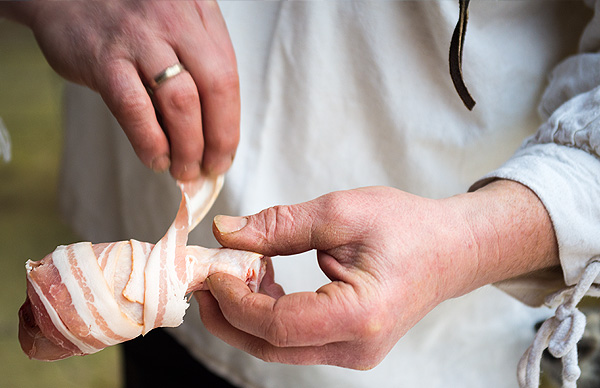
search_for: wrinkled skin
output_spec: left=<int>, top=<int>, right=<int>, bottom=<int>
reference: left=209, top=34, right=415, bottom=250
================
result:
left=2, top=0, right=239, bottom=179
left=196, top=180, right=559, bottom=369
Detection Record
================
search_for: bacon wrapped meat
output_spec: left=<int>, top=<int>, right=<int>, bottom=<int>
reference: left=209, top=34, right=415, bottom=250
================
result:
left=18, top=176, right=266, bottom=361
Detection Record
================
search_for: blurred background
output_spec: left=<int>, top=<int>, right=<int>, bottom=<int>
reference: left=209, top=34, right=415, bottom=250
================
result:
left=0, top=19, right=120, bottom=387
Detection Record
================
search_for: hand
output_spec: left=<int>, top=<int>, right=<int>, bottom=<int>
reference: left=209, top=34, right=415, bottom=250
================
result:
left=195, top=181, right=558, bottom=369
left=6, top=1, right=239, bottom=180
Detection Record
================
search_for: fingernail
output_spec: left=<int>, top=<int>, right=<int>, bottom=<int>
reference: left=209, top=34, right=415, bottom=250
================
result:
left=174, top=162, right=201, bottom=181
left=214, top=215, right=247, bottom=234
left=184, top=162, right=201, bottom=176
left=151, top=154, right=170, bottom=172
left=205, top=153, right=235, bottom=177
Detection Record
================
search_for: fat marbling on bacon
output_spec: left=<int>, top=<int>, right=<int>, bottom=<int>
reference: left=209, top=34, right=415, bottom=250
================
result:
left=18, top=175, right=266, bottom=361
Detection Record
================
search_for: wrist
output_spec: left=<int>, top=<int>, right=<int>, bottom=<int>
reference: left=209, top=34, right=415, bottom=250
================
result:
left=443, top=179, right=559, bottom=297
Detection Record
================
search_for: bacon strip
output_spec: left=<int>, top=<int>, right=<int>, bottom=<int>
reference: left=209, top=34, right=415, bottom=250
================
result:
left=18, top=175, right=266, bottom=361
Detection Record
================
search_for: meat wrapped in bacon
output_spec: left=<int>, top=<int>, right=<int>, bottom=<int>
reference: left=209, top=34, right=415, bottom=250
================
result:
left=18, top=176, right=266, bottom=361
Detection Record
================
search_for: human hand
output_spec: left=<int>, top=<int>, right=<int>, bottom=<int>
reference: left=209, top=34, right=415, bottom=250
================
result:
left=195, top=181, right=558, bottom=369
left=7, top=1, right=239, bottom=180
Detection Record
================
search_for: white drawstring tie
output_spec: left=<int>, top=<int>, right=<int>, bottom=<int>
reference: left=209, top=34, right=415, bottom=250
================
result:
left=518, top=257, right=600, bottom=388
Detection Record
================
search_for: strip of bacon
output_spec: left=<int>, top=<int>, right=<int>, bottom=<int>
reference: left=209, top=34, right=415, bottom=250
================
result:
left=18, top=175, right=266, bottom=361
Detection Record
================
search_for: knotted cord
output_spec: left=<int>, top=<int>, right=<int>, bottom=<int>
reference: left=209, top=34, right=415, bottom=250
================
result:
left=518, top=257, right=600, bottom=388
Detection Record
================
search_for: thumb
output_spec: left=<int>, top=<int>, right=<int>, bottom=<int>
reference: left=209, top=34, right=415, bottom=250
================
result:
left=213, top=199, right=340, bottom=256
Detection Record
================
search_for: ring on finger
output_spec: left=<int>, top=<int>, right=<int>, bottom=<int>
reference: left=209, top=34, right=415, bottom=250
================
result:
left=147, top=63, right=186, bottom=92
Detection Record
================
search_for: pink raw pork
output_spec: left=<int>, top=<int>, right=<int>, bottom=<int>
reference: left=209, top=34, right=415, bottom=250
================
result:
left=18, top=176, right=265, bottom=361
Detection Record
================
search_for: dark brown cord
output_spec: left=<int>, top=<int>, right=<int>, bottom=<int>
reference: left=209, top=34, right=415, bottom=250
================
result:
left=449, top=0, right=476, bottom=110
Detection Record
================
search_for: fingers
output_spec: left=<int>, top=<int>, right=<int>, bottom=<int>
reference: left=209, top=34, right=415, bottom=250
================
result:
left=176, top=2, right=240, bottom=176
left=98, top=59, right=171, bottom=172
left=202, top=273, right=360, bottom=347
left=213, top=207, right=315, bottom=256
left=137, top=3, right=240, bottom=179
left=213, top=192, right=358, bottom=256
left=196, top=289, right=342, bottom=366
left=195, top=289, right=332, bottom=366
left=195, top=273, right=385, bottom=369
left=137, top=41, right=205, bottom=180
left=97, top=1, right=239, bottom=180
left=23, top=1, right=239, bottom=180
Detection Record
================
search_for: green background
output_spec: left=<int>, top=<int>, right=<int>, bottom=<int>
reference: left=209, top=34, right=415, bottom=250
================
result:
left=0, top=20, right=120, bottom=388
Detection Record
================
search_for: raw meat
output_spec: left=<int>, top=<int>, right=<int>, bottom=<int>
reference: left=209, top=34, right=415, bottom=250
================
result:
left=18, top=176, right=265, bottom=361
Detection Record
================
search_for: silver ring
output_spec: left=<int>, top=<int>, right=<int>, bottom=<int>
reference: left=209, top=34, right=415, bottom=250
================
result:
left=148, top=63, right=186, bottom=90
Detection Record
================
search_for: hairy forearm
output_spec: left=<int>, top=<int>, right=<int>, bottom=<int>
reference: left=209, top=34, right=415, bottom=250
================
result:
left=447, top=179, right=559, bottom=296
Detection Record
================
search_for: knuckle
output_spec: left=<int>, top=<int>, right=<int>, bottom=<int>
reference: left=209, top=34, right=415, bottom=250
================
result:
left=356, top=315, right=384, bottom=339
left=343, top=316, right=391, bottom=370
left=259, top=205, right=296, bottom=244
left=102, top=63, right=152, bottom=120
left=263, top=313, right=290, bottom=348
left=351, top=305, right=386, bottom=340
left=164, top=83, right=199, bottom=113
left=316, top=190, right=373, bottom=241
left=206, top=69, right=240, bottom=97
left=319, top=191, right=349, bottom=221
left=110, top=88, right=153, bottom=126
left=116, top=91, right=152, bottom=118
left=207, top=132, right=239, bottom=154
